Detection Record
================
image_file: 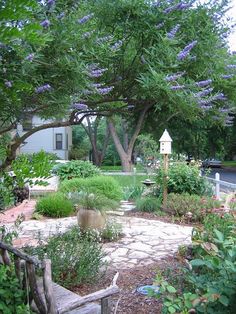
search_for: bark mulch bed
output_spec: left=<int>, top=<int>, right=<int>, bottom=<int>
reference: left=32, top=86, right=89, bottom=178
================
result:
left=72, top=257, right=181, bottom=314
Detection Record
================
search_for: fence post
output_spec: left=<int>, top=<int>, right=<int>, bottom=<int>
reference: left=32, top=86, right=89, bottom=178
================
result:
left=133, top=167, right=136, bottom=186
left=215, top=172, right=220, bottom=199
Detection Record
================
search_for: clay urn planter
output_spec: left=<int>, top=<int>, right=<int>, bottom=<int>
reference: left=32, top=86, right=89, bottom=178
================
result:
left=76, top=193, right=106, bottom=232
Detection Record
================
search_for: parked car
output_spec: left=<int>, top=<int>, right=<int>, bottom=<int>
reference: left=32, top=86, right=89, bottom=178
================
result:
left=202, top=159, right=222, bottom=168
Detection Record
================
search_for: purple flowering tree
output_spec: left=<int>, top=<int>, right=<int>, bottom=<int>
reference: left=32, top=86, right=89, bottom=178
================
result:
left=1, top=0, right=236, bottom=170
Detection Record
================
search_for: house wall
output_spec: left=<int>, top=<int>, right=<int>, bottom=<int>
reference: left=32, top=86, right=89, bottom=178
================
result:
left=19, top=117, right=72, bottom=160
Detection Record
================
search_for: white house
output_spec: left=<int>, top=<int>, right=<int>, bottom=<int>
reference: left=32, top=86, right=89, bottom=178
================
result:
left=18, top=116, right=72, bottom=160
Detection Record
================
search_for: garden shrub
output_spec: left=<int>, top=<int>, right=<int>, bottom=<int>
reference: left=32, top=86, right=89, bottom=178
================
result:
left=166, top=193, right=221, bottom=222
left=59, top=176, right=122, bottom=201
left=0, top=264, right=30, bottom=314
left=155, top=214, right=236, bottom=314
left=35, top=193, right=74, bottom=217
left=54, top=160, right=100, bottom=181
left=156, top=162, right=212, bottom=196
left=25, top=226, right=105, bottom=288
left=135, top=197, right=162, bottom=212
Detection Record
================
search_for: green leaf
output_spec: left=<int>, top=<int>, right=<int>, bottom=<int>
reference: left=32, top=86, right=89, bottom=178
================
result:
left=219, top=295, right=229, bottom=306
left=214, top=229, right=224, bottom=242
left=168, top=306, right=176, bottom=314
left=167, top=285, right=177, bottom=293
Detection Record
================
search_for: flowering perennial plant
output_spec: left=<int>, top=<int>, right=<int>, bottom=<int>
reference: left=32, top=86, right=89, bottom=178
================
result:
left=111, top=40, right=123, bottom=51
left=73, top=103, right=88, bottom=110
left=177, top=40, right=197, bottom=60
left=165, top=72, right=185, bottom=81
left=35, top=84, right=52, bottom=93
left=221, top=74, right=234, bottom=79
left=40, top=19, right=50, bottom=28
left=194, top=88, right=213, bottom=98
left=78, top=13, right=94, bottom=25
left=170, top=85, right=185, bottom=90
left=195, top=79, right=212, bottom=87
left=5, top=81, right=12, bottom=88
left=167, top=24, right=180, bottom=39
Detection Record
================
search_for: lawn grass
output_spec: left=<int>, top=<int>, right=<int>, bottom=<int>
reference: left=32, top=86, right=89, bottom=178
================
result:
left=222, top=161, right=236, bottom=168
left=104, top=174, right=150, bottom=187
left=100, top=164, right=145, bottom=172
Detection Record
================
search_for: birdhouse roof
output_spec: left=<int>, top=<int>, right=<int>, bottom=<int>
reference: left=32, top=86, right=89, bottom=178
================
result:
left=159, top=129, right=172, bottom=142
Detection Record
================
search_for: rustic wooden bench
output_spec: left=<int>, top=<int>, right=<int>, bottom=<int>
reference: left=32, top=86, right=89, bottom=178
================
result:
left=0, top=241, right=119, bottom=314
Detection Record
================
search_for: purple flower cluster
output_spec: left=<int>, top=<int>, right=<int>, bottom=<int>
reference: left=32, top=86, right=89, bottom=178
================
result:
left=165, top=72, right=185, bottom=82
left=195, top=79, right=212, bottom=87
left=73, top=103, right=88, bottom=110
left=96, top=86, right=114, bottom=95
left=111, top=40, right=123, bottom=51
left=47, top=0, right=55, bottom=6
left=170, top=85, right=185, bottom=90
left=167, top=24, right=180, bottom=39
left=156, top=22, right=164, bottom=29
left=82, top=30, right=94, bottom=39
left=226, top=64, right=236, bottom=69
left=35, top=84, right=52, bottom=93
left=199, top=104, right=213, bottom=110
left=40, top=19, right=50, bottom=28
left=177, top=40, right=198, bottom=60
left=219, top=107, right=231, bottom=113
left=90, top=83, right=104, bottom=88
left=78, top=13, right=94, bottom=25
left=194, top=88, right=213, bottom=98
left=5, top=81, right=12, bottom=88
left=57, top=12, right=65, bottom=19
left=221, top=74, right=234, bottom=79
left=164, top=2, right=191, bottom=14
left=141, top=55, right=147, bottom=64
left=96, top=36, right=113, bottom=44
left=197, top=98, right=212, bottom=106
left=25, top=53, right=34, bottom=61
left=88, top=68, right=108, bottom=78
left=212, top=93, right=227, bottom=101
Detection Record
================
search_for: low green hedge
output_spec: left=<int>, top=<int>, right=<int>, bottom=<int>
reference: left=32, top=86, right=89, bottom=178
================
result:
left=59, top=176, right=122, bottom=201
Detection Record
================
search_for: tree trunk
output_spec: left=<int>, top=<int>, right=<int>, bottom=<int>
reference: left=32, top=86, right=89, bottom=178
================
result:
left=108, top=105, right=152, bottom=172
left=83, top=117, right=110, bottom=167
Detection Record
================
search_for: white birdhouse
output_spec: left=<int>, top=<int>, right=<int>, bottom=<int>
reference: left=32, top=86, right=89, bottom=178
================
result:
left=159, top=129, right=172, bottom=154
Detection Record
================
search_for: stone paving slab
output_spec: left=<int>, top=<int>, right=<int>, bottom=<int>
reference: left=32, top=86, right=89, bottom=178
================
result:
left=2, top=202, right=192, bottom=270
left=4, top=215, right=192, bottom=270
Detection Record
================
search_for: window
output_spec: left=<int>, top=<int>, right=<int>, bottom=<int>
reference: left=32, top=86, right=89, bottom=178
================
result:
left=22, top=117, right=32, bottom=131
left=55, top=133, right=63, bottom=150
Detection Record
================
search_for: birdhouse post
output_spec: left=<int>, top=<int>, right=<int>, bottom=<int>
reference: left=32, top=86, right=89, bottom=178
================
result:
left=159, top=129, right=172, bottom=208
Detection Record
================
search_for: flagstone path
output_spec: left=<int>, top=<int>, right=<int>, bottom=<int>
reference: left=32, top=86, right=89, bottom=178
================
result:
left=1, top=201, right=192, bottom=269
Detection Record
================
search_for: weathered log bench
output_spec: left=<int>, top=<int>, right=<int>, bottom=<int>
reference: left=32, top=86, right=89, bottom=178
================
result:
left=0, top=241, right=119, bottom=314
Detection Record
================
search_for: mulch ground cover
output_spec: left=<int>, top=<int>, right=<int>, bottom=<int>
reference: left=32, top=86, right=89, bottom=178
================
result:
left=72, top=257, right=182, bottom=314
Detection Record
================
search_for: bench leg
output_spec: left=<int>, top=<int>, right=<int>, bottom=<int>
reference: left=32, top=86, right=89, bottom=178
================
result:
left=101, top=297, right=111, bottom=314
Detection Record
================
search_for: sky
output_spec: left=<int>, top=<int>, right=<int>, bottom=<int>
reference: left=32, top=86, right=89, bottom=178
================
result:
left=227, top=0, right=236, bottom=50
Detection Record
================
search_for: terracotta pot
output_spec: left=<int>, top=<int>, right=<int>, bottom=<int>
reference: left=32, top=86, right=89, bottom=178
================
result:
left=77, top=208, right=106, bottom=231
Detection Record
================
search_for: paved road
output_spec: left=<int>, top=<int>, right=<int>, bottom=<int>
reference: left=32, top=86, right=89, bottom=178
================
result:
left=202, top=168, right=236, bottom=184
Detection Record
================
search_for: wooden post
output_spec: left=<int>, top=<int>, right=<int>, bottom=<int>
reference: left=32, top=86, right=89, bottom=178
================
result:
left=42, top=259, right=57, bottom=314
left=26, top=262, right=47, bottom=314
left=163, top=154, right=169, bottom=208
left=215, top=172, right=220, bottom=199
left=101, top=297, right=111, bottom=314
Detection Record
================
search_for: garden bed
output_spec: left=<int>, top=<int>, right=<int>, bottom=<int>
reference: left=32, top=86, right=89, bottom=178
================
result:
left=72, top=256, right=180, bottom=314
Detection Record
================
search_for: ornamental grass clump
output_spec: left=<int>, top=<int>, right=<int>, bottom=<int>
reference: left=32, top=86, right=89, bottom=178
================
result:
left=35, top=193, right=74, bottom=218
left=136, top=197, right=162, bottom=213
left=59, top=176, right=122, bottom=201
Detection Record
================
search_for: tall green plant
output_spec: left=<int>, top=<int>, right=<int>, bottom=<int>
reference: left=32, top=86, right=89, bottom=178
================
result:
left=156, top=163, right=212, bottom=196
